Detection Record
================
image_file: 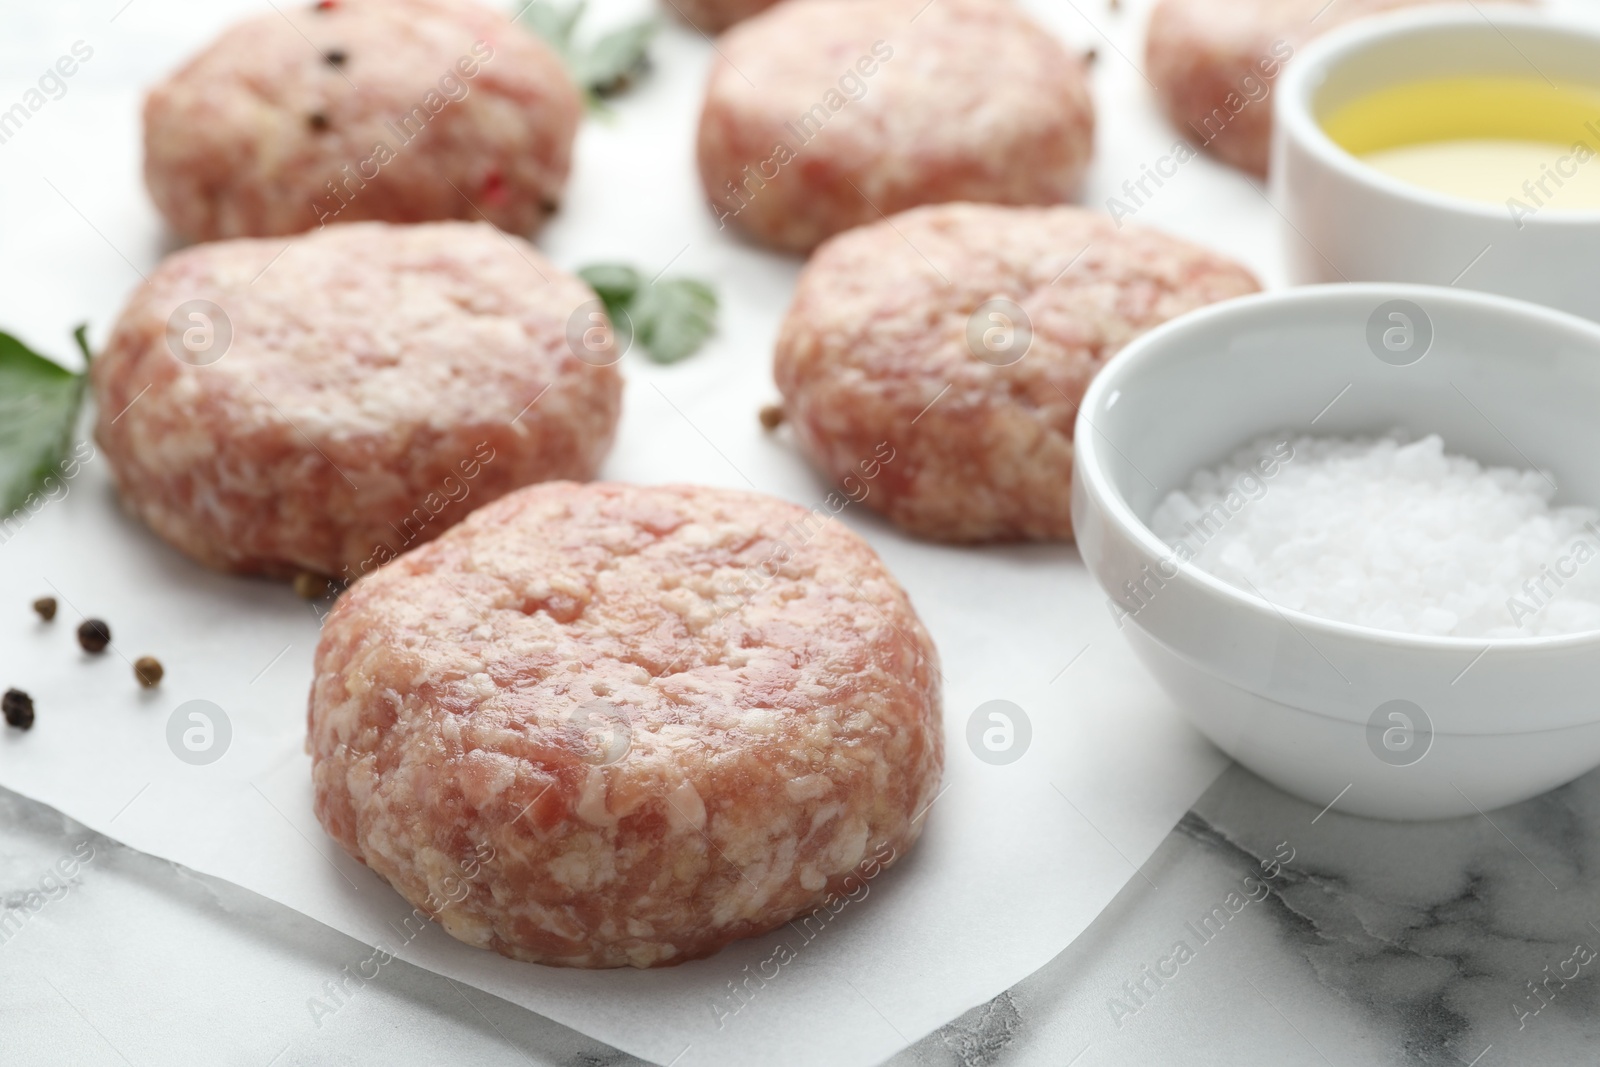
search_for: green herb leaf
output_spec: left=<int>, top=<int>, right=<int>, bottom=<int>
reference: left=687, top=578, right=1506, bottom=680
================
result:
left=575, top=265, right=719, bottom=364
left=634, top=278, right=718, bottom=364
left=516, top=1, right=656, bottom=103
left=72, top=322, right=93, bottom=368
left=0, top=330, right=87, bottom=517
left=516, top=0, right=586, bottom=53
left=577, top=263, right=642, bottom=316
left=575, top=19, right=656, bottom=98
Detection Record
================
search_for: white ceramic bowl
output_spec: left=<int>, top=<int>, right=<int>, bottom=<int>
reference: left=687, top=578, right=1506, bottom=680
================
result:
left=1273, top=6, right=1600, bottom=323
left=1071, top=283, right=1600, bottom=820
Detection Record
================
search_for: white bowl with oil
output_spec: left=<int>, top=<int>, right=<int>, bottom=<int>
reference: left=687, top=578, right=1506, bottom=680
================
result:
left=1273, top=6, right=1600, bottom=322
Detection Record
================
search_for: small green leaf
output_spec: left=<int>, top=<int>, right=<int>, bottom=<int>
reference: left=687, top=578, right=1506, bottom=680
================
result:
left=514, top=1, right=655, bottom=104
left=72, top=322, right=93, bottom=368
left=574, top=265, right=720, bottom=364
left=635, top=278, right=718, bottom=364
left=578, top=263, right=642, bottom=315
left=0, top=331, right=87, bottom=517
left=575, top=19, right=656, bottom=97
left=517, top=0, right=586, bottom=54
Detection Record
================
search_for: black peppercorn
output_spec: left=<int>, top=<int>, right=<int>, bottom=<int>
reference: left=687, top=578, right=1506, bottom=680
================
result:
left=308, top=112, right=330, bottom=131
left=325, top=49, right=348, bottom=67
left=77, top=619, right=111, bottom=654
left=3, top=688, right=34, bottom=730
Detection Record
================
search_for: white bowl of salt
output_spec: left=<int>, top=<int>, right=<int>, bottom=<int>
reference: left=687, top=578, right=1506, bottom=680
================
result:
left=1073, top=283, right=1600, bottom=819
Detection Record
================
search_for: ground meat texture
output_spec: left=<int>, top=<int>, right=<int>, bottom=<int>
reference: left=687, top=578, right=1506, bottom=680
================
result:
left=1145, top=0, right=1533, bottom=175
left=774, top=203, right=1261, bottom=542
left=670, top=0, right=814, bottom=34
left=307, top=481, right=944, bottom=968
left=143, top=0, right=580, bottom=240
left=92, top=221, right=622, bottom=580
left=697, top=0, right=1094, bottom=252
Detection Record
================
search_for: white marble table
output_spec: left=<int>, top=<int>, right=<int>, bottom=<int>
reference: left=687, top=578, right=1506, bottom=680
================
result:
left=8, top=762, right=1597, bottom=1066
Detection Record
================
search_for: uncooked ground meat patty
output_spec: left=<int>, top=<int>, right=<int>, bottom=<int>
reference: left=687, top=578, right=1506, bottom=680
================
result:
left=1146, top=0, right=1532, bottom=175
left=308, top=481, right=944, bottom=968
left=697, top=0, right=1094, bottom=252
left=669, top=0, right=784, bottom=34
left=774, top=203, right=1260, bottom=542
left=144, top=0, right=580, bottom=240
left=93, top=221, right=621, bottom=579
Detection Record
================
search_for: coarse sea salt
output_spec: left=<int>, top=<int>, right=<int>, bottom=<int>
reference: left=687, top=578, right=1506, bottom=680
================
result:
left=1149, top=433, right=1600, bottom=638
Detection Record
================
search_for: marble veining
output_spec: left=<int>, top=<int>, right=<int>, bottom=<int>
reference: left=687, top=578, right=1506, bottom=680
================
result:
left=899, top=765, right=1600, bottom=1066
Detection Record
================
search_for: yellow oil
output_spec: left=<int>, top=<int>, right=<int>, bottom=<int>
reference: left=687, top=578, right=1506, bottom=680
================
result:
left=1321, top=76, right=1600, bottom=210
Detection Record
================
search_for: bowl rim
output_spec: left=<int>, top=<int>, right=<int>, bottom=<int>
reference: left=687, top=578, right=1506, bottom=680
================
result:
left=1074, top=281, right=1600, bottom=654
left=1276, top=4, right=1600, bottom=225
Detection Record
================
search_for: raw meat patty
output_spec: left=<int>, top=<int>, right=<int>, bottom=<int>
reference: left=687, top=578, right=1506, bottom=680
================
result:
left=774, top=203, right=1260, bottom=542
left=93, top=221, right=622, bottom=579
left=144, top=0, right=580, bottom=240
left=308, top=481, right=944, bottom=968
left=697, top=0, right=1094, bottom=252
left=1146, top=0, right=1532, bottom=175
left=669, top=0, right=785, bottom=34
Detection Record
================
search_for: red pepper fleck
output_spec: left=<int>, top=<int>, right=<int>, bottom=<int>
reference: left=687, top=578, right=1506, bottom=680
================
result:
left=315, top=1, right=338, bottom=10
left=481, top=169, right=508, bottom=205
